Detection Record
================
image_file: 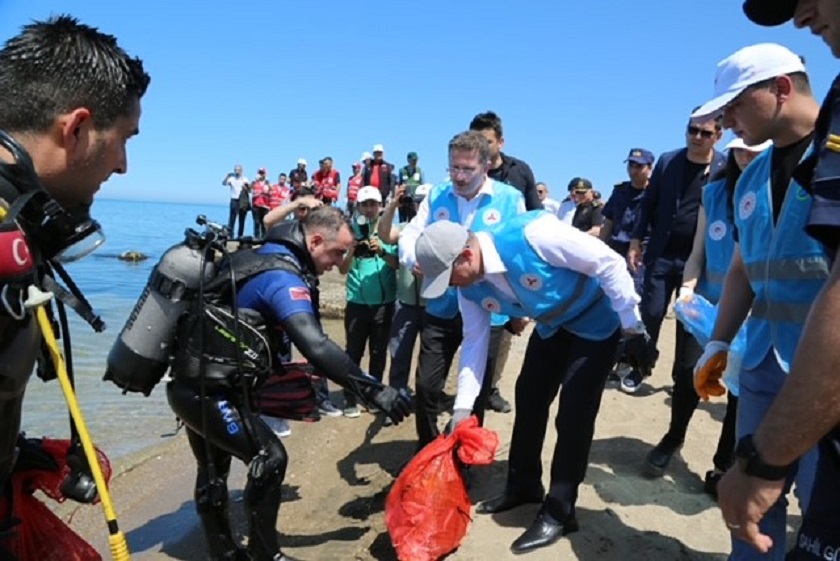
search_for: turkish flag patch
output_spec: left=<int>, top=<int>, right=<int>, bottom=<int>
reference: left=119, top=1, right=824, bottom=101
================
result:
left=289, top=287, right=311, bottom=302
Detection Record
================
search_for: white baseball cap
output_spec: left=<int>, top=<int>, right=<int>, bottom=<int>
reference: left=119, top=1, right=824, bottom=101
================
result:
left=297, top=158, right=307, bottom=166
left=361, top=151, right=372, bottom=161
left=372, top=144, right=385, bottom=153
left=724, top=137, right=773, bottom=152
left=692, top=43, right=806, bottom=120
left=356, top=186, right=382, bottom=204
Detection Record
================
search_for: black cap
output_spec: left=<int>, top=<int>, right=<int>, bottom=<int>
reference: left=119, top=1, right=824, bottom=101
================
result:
left=743, top=0, right=797, bottom=26
left=567, top=177, right=593, bottom=192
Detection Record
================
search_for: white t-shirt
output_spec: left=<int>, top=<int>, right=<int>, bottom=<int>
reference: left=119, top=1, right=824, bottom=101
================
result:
left=225, top=175, right=249, bottom=200
left=542, top=197, right=561, bottom=215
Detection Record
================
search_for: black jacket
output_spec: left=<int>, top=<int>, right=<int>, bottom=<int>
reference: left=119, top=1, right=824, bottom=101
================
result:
left=488, top=153, right=542, bottom=211
left=632, top=148, right=726, bottom=265
left=362, top=160, right=396, bottom=201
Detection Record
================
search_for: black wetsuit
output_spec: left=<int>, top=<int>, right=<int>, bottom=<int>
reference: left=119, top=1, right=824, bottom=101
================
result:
left=166, top=221, right=409, bottom=561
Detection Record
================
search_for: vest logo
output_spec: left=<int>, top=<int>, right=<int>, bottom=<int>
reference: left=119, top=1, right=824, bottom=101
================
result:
left=708, top=220, right=727, bottom=241
left=739, top=191, right=757, bottom=221
left=796, top=186, right=810, bottom=201
left=520, top=273, right=543, bottom=291
left=435, top=207, right=450, bottom=221
left=481, top=297, right=501, bottom=313
left=483, top=209, right=501, bottom=226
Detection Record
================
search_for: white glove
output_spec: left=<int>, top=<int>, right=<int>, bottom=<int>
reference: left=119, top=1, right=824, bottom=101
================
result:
left=677, top=285, right=694, bottom=302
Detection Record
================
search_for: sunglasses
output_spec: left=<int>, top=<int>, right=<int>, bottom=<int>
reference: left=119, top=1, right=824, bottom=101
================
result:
left=687, top=125, right=715, bottom=139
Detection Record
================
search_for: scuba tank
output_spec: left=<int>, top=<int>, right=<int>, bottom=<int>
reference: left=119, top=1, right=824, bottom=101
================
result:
left=103, top=220, right=220, bottom=395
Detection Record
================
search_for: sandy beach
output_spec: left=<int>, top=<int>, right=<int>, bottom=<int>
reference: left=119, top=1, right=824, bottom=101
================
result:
left=53, top=270, right=802, bottom=560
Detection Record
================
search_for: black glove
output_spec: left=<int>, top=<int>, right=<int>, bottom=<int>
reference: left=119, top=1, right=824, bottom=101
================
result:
left=623, top=331, right=653, bottom=377
left=367, top=386, right=413, bottom=426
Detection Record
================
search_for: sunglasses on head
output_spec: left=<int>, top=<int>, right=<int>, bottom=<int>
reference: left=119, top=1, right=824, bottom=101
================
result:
left=687, top=125, right=715, bottom=139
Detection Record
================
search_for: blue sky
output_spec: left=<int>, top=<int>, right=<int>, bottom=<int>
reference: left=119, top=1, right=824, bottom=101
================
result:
left=0, top=1, right=837, bottom=205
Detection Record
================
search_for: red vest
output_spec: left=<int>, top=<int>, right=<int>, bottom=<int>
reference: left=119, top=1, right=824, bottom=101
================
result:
left=313, top=169, right=339, bottom=199
left=251, top=180, right=271, bottom=208
left=347, top=174, right=363, bottom=202
left=268, top=184, right=289, bottom=209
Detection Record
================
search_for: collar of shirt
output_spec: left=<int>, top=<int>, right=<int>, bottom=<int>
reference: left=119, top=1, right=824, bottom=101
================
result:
left=445, top=178, right=496, bottom=229
left=445, top=177, right=496, bottom=201
left=474, top=231, right=517, bottom=301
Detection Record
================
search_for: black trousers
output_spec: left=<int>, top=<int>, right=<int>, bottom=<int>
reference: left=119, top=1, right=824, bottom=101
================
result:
left=505, top=327, right=620, bottom=520
left=414, top=313, right=508, bottom=448
left=398, top=203, right=416, bottom=223
left=343, top=302, right=394, bottom=407
left=641, top=255, right=686, bottom=366
left=252, top=206, right=268, bottom=238
left=227, top=199, right=248, bottom=238
left=660, top=322, right=738, bottom=471
left=167, top=381, right=288, bottom=560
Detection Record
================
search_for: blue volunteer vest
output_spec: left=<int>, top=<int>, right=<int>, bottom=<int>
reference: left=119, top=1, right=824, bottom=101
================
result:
left=735, top=146, right=829, bottom=372
left=460, top=211, right=620, bottom=340
left=425, top=180, right=524, bottom=320
left=696, top=179, right=736, bottom=305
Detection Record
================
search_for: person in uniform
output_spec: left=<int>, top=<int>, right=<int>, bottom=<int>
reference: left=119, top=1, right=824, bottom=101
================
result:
left=691, top=41, right=825, bottom=559
left=714, top=2, right=840, bottom=558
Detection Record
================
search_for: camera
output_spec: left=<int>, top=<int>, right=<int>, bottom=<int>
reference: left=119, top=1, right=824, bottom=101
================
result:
left=352, top=214, right=377, bottom=259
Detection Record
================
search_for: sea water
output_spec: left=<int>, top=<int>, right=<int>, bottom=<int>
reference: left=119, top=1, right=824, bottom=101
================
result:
left=21, top=199, right=237, bottom=459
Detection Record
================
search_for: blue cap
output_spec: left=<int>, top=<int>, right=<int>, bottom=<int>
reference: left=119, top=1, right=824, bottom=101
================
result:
left=625, top=148, right=655, bottom=166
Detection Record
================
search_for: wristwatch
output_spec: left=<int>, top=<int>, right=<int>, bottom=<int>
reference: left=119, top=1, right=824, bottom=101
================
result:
left=734, top=434, right=791, bottom=481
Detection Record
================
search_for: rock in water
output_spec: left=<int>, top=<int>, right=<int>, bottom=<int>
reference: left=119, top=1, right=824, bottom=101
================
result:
left=119, top=251, right=148, bottom=262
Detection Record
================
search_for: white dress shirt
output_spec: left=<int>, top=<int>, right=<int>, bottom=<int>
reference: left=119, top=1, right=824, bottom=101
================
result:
left=454, top=212, right=642, bottom=411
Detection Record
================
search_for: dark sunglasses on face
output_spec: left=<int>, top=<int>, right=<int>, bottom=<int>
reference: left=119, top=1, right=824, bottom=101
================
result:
left=687, top=125, right=715, bottom=139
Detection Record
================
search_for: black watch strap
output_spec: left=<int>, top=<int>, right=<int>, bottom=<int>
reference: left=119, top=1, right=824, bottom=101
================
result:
left=735, top=434, right=790, bottom=481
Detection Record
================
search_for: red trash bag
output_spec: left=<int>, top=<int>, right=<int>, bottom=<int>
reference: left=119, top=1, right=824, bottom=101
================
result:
left=386, top=416, right=499, bottom=561
left=0, top=438, right=110, bottom=561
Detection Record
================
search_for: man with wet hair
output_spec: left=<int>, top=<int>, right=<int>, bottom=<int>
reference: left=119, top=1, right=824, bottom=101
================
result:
left=0, top=14, right=149, bottom=558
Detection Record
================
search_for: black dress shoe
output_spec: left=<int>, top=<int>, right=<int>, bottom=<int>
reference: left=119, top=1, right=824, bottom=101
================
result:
left=645, top=436, right=683, bottom=477
left=475, top=489, right=545, bottom=514
left=510, top=510, right=579, bottom=554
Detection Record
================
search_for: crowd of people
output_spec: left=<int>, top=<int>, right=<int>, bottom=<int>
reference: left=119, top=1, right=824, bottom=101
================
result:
left=3, top=1, right=840, bottom=560
left=221, top=145, right=427, bottom=239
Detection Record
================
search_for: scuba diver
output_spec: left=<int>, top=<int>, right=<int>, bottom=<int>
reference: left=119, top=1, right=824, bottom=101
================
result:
left=0, top=15, right=149, bottom=557
left=162, top=206, right=412, bottom=561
